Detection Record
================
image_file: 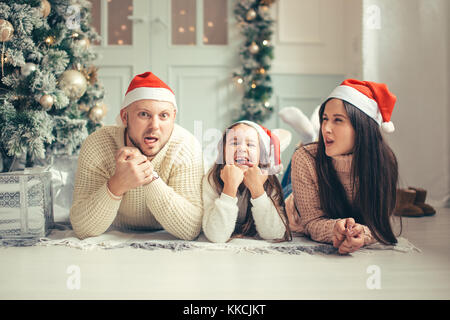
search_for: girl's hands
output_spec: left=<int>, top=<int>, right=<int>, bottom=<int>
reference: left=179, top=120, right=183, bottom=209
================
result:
left=220, top=164, right=245, bottom=197
left=332, top=218, right=365, bottom=254
left=243, top=166, right=268, bottom=199
left=220, top=164, right=268, bottom=199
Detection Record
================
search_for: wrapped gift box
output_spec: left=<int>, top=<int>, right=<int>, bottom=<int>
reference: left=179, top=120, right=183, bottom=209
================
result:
left=0, top=168, right=54, bottom=245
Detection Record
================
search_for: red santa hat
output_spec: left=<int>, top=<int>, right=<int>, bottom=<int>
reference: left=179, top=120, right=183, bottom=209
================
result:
left=326, top=79, right=397, bottom=133
left=117, top=72, right=177, bottom=124
left=235, top=120, right=282, bottom=174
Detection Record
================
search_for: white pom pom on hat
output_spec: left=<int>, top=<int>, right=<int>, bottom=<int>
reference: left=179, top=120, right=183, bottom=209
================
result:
left=326, top=79, right=397, bottom=133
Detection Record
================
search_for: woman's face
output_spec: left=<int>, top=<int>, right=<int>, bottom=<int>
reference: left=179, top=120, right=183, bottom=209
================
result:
left=224, top=124, right=260, bottom=170
left=321, top=99, right=356, bottom=157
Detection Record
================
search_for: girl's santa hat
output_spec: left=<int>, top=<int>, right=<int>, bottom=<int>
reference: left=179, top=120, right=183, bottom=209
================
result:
left=326, top=79, right=397, bottom=133
left=117, top=72, right=177, bottom=124
left=235, top=120, right=282, bottom=174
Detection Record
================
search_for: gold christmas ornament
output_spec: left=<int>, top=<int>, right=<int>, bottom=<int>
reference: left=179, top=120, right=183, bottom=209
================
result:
left=246, top=9, right=257, bottom=21
left=39, top=94, right=54, bottom=110
left=260, top=5, right=269, bottom=12
left=89, top=102, right=107, bottom=122
left=40, top=0, right=51, bottom=18
left=58, top=70, right=87, bottom=99
left=21, top=62, right=37, bottom=76
left=248, top=42, right=260, bottom=54
left=0, top=20, right=14, bottom=42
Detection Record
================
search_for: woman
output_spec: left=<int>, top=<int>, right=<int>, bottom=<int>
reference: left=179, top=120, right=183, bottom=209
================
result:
left=286, top=79, right=400, bottom=254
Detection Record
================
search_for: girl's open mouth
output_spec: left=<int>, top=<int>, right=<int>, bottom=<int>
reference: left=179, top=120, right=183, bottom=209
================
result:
left=235, top=156, right=252, bottom=166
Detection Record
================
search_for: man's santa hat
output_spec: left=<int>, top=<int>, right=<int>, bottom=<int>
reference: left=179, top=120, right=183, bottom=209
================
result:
left=117, top=71, right=177, bottom=124
left=235, top=120, right=282, bottom=174
left=326, top=79, right=397, bottom=133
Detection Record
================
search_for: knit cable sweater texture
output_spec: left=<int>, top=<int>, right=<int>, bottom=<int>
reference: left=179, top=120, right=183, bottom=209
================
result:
left=69, top=124, right=204, bottom=240
left=286, top=143, right=376, bottom=245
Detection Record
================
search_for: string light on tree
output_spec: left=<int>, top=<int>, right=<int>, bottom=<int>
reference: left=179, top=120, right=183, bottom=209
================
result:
left=234, top=75, right=244, bottom=84
left=44, top=36, right=55, bottom=45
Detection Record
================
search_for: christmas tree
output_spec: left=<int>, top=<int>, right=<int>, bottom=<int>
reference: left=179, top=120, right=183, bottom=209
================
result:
left=0, top=0, right=105, bottom=172
left=233, top=0, right=276, bottom=124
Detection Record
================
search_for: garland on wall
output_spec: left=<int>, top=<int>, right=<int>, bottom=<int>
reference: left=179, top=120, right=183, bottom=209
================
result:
left=233, top=0, right=276, bottom=124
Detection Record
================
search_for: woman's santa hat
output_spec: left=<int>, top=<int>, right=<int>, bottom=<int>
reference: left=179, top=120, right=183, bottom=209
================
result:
left=117, top=71, right=177, bottom=124
left=235, top=120, right=282, bottom=174
left=326, top=79, right=397, bottom=133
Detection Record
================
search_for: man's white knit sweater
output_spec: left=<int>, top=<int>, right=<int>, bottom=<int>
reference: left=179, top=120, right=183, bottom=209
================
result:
left=69, top=124, right=204, bottom=240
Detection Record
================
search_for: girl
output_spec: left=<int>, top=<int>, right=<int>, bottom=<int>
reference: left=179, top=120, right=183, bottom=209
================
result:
left=286, top=79, right=399, bottom=254
left=202, top=120, right=291, bottom=243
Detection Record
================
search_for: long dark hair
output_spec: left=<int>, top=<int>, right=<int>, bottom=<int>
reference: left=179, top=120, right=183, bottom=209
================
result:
left=207, top=122, right=292, bottom=242
left=311, top=99, right=399, bottom=244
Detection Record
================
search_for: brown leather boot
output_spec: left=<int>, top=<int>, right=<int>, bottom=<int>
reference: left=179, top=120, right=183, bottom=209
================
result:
left=408, top=187, right=436, bottom=216
left=394, top=189, right=424, bottom=217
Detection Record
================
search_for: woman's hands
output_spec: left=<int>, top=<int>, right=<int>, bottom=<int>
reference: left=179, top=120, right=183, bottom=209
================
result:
left=332, top=218, right=365, bottom=254
left=220, top=164, right=268, bottom=198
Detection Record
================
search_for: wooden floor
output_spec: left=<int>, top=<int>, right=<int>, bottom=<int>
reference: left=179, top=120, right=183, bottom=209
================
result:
left=0, top=208, right=449, bottom=300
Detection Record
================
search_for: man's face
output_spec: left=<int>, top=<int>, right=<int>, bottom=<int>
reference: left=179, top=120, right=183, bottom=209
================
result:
left=121, top=99, right=176, bottom=159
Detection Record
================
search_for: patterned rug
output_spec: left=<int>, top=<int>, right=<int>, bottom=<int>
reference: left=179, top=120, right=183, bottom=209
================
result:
left=23, top=223, right=422, bottom=255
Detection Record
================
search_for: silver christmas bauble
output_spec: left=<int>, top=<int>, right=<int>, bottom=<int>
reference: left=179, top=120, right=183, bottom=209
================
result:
left=21, top=63, right=37, bottom=76
left=58, top=70, right=87, bottom=99
left=39, top=94, right=54, bottom=110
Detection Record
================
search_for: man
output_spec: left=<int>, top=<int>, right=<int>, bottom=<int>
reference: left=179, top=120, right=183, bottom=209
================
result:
left=70, top=72, right=204, bottom=240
